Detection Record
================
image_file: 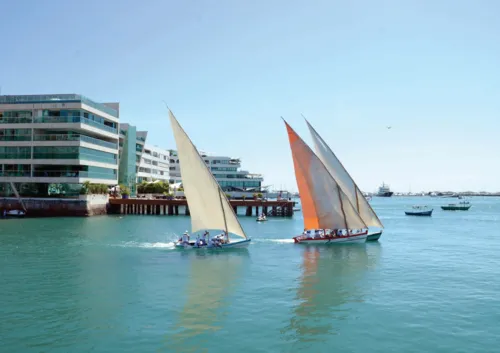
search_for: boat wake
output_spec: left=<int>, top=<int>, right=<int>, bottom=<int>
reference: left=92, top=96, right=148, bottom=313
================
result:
left=115, top=241, right=176, bottom=249
left=256, top=238, right=295, bottom=244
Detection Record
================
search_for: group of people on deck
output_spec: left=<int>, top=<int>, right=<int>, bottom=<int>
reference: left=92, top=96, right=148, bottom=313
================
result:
left=302, top=228, right=366, bottom=239
left=178, top=230, right=229, bottom=248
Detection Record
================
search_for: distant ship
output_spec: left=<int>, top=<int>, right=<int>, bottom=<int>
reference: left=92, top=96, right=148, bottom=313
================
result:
left=376, top=183, right=394, bottom=197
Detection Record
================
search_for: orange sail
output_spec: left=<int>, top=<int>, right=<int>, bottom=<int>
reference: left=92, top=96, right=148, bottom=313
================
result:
left=283, top=120, right=367, bottom=231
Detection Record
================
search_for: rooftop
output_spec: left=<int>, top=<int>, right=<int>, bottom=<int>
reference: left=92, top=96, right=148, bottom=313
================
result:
left=0, top=94, right=118, bottom=117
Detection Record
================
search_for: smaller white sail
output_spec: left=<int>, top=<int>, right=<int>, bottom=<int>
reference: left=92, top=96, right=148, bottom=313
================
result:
left=10, top=182, right=26, bottom=212
left=305, top=120, right=383, bottom=229
left=169, top=110, right=247, bottom=239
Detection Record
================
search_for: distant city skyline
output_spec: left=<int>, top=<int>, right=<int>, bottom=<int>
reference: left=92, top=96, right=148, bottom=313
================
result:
left=1, top=0, right=498, bottom=192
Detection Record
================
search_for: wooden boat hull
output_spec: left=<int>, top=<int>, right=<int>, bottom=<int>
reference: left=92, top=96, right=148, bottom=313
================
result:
left=405, top=210, right=433, bottom=216
left=366, top=230, right=382, bottom=241
left=293, top=232, right=367, bottom=244
left=441, top=206, right=471, bottom=211
left=175, top=239, right=251, bottom=249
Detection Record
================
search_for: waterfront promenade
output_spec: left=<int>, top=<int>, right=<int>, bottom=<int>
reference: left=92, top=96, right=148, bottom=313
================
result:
left=108, top=198, right=296, bottom=217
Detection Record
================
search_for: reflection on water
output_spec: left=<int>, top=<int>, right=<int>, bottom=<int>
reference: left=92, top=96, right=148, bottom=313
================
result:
left=167, top=250, right=249, bottom=352
left=282, top=244, right=381, bottom=346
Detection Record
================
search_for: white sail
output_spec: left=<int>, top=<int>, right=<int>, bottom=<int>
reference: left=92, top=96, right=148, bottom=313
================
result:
left=168, top=110, right=247, bottom=239
left=305, top=120, right=383, bottom=228
left=10, top=182, right=26, bottom=212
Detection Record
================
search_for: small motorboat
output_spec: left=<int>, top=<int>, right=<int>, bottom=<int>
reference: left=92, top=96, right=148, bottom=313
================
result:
left=441, top=201, right=471, bottom=211
left=405, top=206, right=433, bottom=216
left=5, top=209, right=26, bottom=218
left=256, top=214, right=267, bottom=222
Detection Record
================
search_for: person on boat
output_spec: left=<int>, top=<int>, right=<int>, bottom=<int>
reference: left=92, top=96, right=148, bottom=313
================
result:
left=201, top=231, right=208, bottom=245
left=181, top=231, right=190, bottom=245
left=208, top=237, right=221, bottom=248
left=195, top=235, right=202, bottom=248
left=207, top=237, right=215, bottom=248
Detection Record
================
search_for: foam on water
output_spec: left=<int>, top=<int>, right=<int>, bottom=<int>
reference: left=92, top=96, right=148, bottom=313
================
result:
left=116, top=241, right=176, bottom=249
left=256, top=238, right=295, bottom=243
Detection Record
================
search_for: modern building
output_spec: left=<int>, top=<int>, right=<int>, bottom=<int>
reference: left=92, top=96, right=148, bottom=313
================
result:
left=118, top=123, right=148, bottom=196
left=169, top=150, right=263, bottom=191
left=0, top=94, right=120, bottom=197
left=137, top=144, right=170, bottom=183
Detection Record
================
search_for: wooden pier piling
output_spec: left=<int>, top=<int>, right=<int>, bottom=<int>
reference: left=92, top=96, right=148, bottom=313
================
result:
left=108, top=198, right=296, bottom=217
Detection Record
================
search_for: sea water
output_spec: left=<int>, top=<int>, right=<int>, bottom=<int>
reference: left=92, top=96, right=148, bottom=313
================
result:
left=0, top=197, right=499, bottom=352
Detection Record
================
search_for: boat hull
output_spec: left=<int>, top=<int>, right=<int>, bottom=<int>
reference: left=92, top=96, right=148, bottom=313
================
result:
left=366, top=230, right=383, bottom=241
left=175, top=239, right=251, bottom=249
left=377, top=192, right=393, bottom=197
left=5, top=210, right=25, bottom=218
left=405, top=210, right=433, bottom=216
left=441, top=206, right=471, bottom=211
left=293, top=232, right=367, bottom=244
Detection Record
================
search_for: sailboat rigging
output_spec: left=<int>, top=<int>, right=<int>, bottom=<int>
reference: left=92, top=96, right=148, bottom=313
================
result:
left=168, top=109, right=251, bottom=249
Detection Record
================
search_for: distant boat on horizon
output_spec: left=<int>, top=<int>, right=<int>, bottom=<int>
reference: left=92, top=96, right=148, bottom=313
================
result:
left=376, top=183, right=394, bottom=197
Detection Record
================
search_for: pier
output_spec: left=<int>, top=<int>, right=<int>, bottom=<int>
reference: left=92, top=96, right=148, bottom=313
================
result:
left=108, top=198, right=296, bottom=217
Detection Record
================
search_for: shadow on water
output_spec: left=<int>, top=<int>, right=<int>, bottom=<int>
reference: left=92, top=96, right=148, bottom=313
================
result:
left=281, top=243, right=381, bottom=347
left=165, top=249, right=249, bottom=352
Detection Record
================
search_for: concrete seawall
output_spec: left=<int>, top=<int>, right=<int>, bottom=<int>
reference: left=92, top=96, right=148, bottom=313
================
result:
left=0, top=195, right=109, bottom=217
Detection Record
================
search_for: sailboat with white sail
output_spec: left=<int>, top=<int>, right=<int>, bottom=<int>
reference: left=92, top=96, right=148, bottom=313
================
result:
left=304, top=119, right=384, bottom=241
left=5, top=182, right=27, bottom=218
left=283, top=119, right=368, bottom=244
left=169, top=110, right=251, bottom=249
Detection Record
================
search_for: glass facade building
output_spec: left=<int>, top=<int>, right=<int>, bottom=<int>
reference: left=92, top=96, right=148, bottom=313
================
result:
left=0, top=94, right=120, bottom=197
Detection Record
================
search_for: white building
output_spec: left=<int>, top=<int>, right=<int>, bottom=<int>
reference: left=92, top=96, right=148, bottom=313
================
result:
left=137, top=144, right=170, bottom=183
left=0, top=94, right=120, bottom=197
left=169, top=150, right=263, bottom=191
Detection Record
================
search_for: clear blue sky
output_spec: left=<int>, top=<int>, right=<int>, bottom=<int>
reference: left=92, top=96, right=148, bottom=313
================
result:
left=1, top=0, right=499, bottom=192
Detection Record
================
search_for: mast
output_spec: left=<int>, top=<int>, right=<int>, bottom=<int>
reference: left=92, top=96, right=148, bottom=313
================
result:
left=336, top=184, right=349, bottom=230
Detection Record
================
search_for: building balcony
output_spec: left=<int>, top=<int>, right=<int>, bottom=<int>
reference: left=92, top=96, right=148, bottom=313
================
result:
left=32, top=153, right=117, bottom=165
left=33, top=134, right=118, bottom=150
left=32, top=116, right=118, bottom=135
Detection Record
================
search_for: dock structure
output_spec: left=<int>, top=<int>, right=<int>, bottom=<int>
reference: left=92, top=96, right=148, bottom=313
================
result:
left=108, top=198, right=296, bottom=217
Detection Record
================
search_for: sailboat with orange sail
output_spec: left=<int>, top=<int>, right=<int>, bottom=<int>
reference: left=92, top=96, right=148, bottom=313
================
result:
left=283, top=119, right=368, bottom=244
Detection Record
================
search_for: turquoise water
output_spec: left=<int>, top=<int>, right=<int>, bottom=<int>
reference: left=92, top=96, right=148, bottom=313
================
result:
left=1, top=197, right=499, bottom=352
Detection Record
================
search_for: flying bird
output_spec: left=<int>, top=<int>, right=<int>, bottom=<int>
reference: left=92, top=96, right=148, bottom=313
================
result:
left=386, top=126, right=392, bottom=129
